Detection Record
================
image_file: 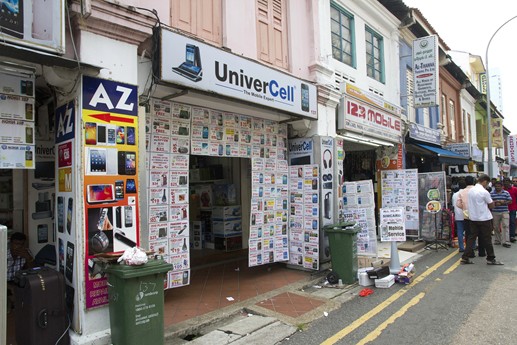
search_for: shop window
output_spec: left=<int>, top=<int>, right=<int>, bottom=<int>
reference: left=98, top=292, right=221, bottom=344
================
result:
left=440, top=94, right=448, bottom=138
left=331, top=2, right=355, bottom=67
left=365, top=26, right=384, bottom=83
left=170, top=0, right=222, bottom=46
left=449, top=99, right=456, bottom=140
left=256, top=0, right=289, bottom=69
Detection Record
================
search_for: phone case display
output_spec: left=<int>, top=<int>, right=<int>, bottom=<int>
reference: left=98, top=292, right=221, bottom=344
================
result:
left=381, top=169, right=419, bottom=237
left=249, top=155, right=290, bottom=267
left=341, top=180, right=377, bottom=256
left=418, top=172, right=447, bottom=241
left=288, top=165, right=319, bottom=270
left=0, top=71, right=36, bottom=168
left=148, top=99, right=190, bottom=289
left=82, top=76, right=140, bottom=309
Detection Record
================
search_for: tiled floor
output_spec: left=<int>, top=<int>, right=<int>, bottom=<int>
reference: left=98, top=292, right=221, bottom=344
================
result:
left=255, top=291, right=325, bottom=318
left=162, top=256, right=311, bottom=327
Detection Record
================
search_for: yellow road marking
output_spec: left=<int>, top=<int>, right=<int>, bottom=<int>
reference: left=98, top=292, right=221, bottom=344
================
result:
left=356, top=292, right=426, bottom=345
left=320, top=250, right=458, bottom=345
left=443, top=258, right=461, bottom=275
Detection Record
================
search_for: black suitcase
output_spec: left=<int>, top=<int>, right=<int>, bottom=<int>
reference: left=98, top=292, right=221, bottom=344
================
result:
left=14, top=267, right=70, bottom=345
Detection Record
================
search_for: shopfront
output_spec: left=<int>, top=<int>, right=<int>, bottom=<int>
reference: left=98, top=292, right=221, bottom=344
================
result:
left=143, top=27, right=323, bottom=289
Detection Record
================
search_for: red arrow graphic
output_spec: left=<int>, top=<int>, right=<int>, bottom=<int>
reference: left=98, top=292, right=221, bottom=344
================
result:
left=90, top=113, right=134, bottom=124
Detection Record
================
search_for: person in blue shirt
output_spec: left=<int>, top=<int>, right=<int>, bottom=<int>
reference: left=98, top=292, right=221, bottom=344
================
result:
left=490, top=180, right=513, bottom=248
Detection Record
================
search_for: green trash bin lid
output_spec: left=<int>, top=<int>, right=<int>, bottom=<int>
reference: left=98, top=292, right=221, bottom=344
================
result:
left=105, top=259, right=173, bottom=279
left=323, top=222, right=359, bottom=233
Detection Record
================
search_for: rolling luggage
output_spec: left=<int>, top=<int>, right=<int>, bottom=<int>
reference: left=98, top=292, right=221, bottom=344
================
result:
left=14, top=266, right=70, bottom=345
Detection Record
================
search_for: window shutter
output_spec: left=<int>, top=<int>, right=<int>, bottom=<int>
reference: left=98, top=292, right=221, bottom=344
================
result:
left=257, top=0, right=288, bottom=69
left=171, top=0, right=222, bottom=46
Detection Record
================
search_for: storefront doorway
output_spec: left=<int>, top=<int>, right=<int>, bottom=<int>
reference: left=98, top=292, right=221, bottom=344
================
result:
left=188, top=155, right=250, bottom=267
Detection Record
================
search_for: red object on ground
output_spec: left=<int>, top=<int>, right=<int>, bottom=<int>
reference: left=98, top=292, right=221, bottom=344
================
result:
left=359, top=288, right=374, bottom=297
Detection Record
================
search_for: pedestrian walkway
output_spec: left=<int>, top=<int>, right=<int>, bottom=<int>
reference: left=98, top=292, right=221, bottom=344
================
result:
left=164, top=241, right=422, bottom=344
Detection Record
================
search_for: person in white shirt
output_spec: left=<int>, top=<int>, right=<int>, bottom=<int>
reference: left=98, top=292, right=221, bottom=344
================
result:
left=452, top=180, right=466, bottom=252
left=461, top=175, right=503, bottom=265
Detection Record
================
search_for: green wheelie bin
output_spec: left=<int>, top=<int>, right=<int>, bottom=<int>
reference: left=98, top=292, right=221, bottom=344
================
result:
left=105, top=259, right=172, bottom=345
left=323, top=222, right=360, bottom=285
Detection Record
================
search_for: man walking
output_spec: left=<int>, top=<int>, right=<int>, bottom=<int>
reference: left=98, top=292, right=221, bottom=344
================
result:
left=456, top=175, right=477, bottom=257
left=490, top=180, right=512, bottom=248
left=452, top=180, right=467, bottom=252
left=461, top=175, right=503, bottom=265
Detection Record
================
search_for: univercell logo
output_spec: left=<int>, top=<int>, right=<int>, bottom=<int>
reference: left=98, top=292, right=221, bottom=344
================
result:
left=214, top=61, right=295, bottom=102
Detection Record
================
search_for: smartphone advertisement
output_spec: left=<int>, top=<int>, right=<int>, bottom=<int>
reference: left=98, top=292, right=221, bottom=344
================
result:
left=82, top=76, right=140, bottom=309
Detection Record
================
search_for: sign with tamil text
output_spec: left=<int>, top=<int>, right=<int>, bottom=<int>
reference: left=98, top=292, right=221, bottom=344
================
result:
left=413, top=35, right=439, bottom=108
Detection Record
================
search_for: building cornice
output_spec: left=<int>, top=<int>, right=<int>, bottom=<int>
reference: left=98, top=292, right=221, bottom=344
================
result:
left=69, top=0, right=156, bottom=48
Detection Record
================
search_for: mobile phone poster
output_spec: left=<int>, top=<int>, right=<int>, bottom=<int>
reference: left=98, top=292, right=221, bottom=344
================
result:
left=82, top=76, right=140, bottom=309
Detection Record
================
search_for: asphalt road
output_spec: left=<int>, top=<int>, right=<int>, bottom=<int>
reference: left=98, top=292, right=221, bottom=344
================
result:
left=283, top=243, right=517, bottom=345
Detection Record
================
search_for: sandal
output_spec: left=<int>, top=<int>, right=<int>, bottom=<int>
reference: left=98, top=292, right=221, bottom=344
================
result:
left=460, top=258, right=474, bottom=264
left=486, top=259, right=504, bottom=265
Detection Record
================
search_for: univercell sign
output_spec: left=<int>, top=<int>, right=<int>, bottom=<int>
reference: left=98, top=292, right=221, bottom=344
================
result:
left=158, top=28, right=317, bottom=119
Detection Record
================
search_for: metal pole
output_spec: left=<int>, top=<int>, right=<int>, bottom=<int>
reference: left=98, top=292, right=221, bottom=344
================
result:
left=485, top=15, right=517, bottom=177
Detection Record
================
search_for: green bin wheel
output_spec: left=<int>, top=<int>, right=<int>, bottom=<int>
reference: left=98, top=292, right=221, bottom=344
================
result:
left=326, top=271, right=339, bottom=285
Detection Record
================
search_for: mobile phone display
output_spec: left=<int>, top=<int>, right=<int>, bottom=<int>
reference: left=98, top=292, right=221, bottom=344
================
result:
left=87, top=184, right=115, bottom=204
left=127, top=126, right=135, bottom=145
left=97, top=208, right=109, bottom=230
left=67, top=198, right=73, bottom=234
left=85, top=122, right=97, bottom=145
left=125, top=179, right=136, bottom=194
left=89, top=149, right=107, bottom=173
left=124, top=206, right=133, bottom=228
left=116, top=126, right=125, bottom=144
left=115, top=180, right=124, bottom=200
left=38, top=224, right=48, bottom=243
left=107, top=125, right=116, bottom=144
left=301, top=83, right=310, bottom=112
left=57, top=196, right=64, bottom=233
left=65, top=241, right=75, bottom=283
left=97, top=125, right=107, bottom=144
left=118, top=151, right=136, bottom=175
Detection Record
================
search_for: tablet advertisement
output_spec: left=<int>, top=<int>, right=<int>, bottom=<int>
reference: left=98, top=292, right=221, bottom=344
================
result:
left=82, top=76, right=140, bottom=309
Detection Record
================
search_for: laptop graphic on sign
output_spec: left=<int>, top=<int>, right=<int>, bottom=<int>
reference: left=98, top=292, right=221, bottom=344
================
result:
left=172, top=44, right=203, bottom=82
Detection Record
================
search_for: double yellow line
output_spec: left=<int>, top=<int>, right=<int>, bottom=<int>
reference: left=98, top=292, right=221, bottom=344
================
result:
left=321, top=250, right=459, bottom=345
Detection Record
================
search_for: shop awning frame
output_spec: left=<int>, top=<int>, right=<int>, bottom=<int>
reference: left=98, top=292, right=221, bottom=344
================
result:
left=409, top=143, right=470, bottom=164
left=337, top=132, right=396, bottom=147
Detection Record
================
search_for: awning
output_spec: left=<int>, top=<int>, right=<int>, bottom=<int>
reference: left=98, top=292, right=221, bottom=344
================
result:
left=1, top=42, right=101, bottom=72
left=408, top=143, right=469, bottom=164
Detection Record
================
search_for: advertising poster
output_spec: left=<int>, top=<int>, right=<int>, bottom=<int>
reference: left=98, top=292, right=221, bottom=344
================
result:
left=55, top=99, right=80, bottom=331
left=148, top=99, right=191, bottom=289
left=418, top=171, right=447, bottom=241
left=0, top=70, right=36, bottom=168
left=249, top=154, right=290, bottom=267
left=82, top=76, right=140, bottom=309
left=379, top=207, right=406, bottom=242
left=288, top=165, right=319, bottom=270
left=342, top=180, right=377, bottom=255
left=381, top=169, right=419, bottom=237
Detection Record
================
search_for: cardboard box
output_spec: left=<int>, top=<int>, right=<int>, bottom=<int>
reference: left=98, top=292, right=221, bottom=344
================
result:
left=366, top=266, right=390, bottom=280
left=375, top=274, right=395, bottom=288
left=212, top=184, right=236, bottom=206
left=212, top=206, right=241, bottom=220
left=358, top=255, right=388, bottom=268
left=215, top=235, right=242, bottom=251
left=395, top=272, right=414, bottom=285
left=212, top=219, right=242, bottom=236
